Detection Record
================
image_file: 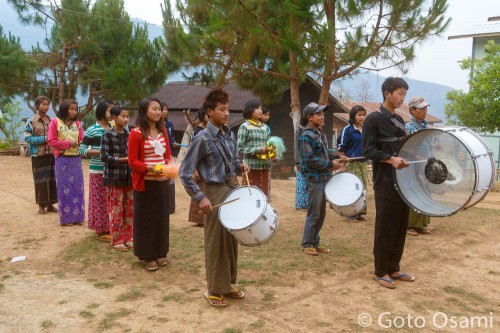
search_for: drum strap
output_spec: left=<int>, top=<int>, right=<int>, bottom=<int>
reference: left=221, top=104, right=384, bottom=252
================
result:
left=205, top=128, right=234, bottom=180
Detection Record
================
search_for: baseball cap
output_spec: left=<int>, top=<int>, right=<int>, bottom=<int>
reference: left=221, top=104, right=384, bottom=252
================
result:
left=408, top=97, right=430, bottom=109
left=303, top=102, right=329, bottom=118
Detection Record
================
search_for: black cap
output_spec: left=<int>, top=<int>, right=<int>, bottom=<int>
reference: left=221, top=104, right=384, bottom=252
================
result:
left=303, top=102, right=329, bottom=119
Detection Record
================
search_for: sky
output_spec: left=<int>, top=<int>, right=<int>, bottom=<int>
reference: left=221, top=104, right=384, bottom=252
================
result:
left=122, top=0, right=498, bottom=91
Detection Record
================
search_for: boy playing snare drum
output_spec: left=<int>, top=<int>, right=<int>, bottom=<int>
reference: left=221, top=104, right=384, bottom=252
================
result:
left=299, top=102, right=347, bottom=256
left=179, top=89, right=249, bottom=308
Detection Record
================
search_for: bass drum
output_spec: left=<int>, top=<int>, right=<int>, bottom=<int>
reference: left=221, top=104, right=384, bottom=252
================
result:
left=394, top=127, right=495, bottom=217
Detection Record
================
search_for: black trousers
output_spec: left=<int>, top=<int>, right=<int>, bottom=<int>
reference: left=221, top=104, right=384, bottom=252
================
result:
left=373, top=179, right=410, bottom=277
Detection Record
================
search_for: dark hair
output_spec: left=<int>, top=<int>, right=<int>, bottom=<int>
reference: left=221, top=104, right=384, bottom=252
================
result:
left=242, top=99, right=261, bottom=119
left=160, top=101, right=168, bottom=109
left=34, top=96, right=50, bottom=110
left=381, top=77, right=409, bottom=101
left=95, top=100, right=114, bottom=121
left=202, top=89, right=229, bottom=112
left=197, top=106, right=207, bottom=122
left=136, top=97, right=165, bottom=140
left=349, top=105, right=366, bottom=125
left=110, top=105, right=127, bottom=118
left=262, top=106, right=270, bottom=115
left=57, top=99, right=78, bottom=121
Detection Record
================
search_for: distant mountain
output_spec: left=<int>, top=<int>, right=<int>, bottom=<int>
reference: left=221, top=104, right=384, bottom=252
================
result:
left=332, top=72, right=454, bottom=124
left=1, top=2, right=454, bottom=124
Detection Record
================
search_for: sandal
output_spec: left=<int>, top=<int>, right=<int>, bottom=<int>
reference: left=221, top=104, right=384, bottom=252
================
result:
left=204, top=292, right=228, bottom=308
left=97, top=233, right=111, bottom=242
left=302, top=247, right=319, bottom=256
left=224, top=287, right=245, bottom=299
left=390, top=272, right=415, bottom=282
left=155, top=258, right=168, bottom=267
left=124, top=241, right=134, bottom=249
left=38, top=206, right=47, bottom=214
left=315, top=246, right=331, bottom=253
left=46, top=205, right=59, bottom=213
left=373, top=275, right=396, bottom=289
left=113, top=244, right=128, bottom=252
left=143, top=260, right=159, bottom=272
left=416, top=228, right=431, bottom=234
left=406, top=229, right=419, bottom=236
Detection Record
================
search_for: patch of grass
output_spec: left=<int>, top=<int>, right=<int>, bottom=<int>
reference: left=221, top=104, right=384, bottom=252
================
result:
left=443, top=286, right=486, bottom=303
left=2, top=274, right=11, bottom=280
left=238, top=279, right=257, bottom=286
left=222, top=329, right=242, bottom=333
left=58, top=300, right=67, bottom=305
left=155, top=303, right=165, bottom=308
left=61, top=235, right=114, bottom=268
left=41, top=320, right=54, bottom=329
left=98, top=308, right=133, bottom=331
left=262, top=290, right=275, bottom=302
left=488, top=270, right=500, bottom=276
left=249, top=319, right=265, bottom=329
left=156, top=317, right=169, bottom=323
left=87, top=303, right=100, bottom=309
left=52, top=270, right=65, bottom=279
left=162, top=292, right=182, bottom=302
left=79, top=310, right=95, bottom=318
left=238, top=260, right=262, bottom=270
left=315, top=320, right=332, bottom=327
left=375, top=299, right=391, bottom=311
left=116, top=289, right=146, bottom=302
left=94, top=282, right=113, bottom=289
left=0, top=283, right=4, bottom=292
left=18, top=236, right=48, bottom=249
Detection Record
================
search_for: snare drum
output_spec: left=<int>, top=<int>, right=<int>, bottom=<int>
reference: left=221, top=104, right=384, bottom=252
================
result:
left=395, top=127, right=495, bottom=216
left=325, top=172, right=366, bottom=217
left=218, top=186, right=279, bottom=246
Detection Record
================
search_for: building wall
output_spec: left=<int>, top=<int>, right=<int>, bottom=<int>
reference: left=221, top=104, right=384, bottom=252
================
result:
left=473, top=36, right=500, bottom=59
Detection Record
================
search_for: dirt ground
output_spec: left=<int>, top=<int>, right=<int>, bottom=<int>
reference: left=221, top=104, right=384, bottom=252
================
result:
left=0, top=155, right=499, bottom=333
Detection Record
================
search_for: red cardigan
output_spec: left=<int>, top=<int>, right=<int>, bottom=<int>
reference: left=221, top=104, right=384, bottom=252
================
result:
left=128, top=127, right=172, bottom=192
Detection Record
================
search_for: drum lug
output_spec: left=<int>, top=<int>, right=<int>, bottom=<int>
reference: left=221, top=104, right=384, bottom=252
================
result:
left=247, top=227, right=253, bottom=233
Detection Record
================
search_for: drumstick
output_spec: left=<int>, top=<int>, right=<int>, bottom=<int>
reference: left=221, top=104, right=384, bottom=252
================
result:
left=243, top=154, right=252, bottom=195
left=198, top=198, right=240, bottom=214
left=347, top=156, right=366, bottom=161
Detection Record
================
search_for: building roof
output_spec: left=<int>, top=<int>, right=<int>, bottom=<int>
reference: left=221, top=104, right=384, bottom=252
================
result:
left=150, top=81, right=259, bottom=111
left=333, top=101, right=442, bottom=125
left=448, top=22, right=500, bottom=40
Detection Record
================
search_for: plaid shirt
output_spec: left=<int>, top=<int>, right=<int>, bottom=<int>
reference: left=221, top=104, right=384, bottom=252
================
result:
left=237, top=120, right=271, bottom=170
left=299, top=126, right=335, bottom=183
left=100, top=128, right=131, bottom=187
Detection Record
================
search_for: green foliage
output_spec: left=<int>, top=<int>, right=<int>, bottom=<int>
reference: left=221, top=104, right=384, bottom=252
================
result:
left=0, top=98, right=24, bottom=146
left=0, top=25, right=36, bottom=96
left=445, top=41, right=500, bottom=132
left=5, top=0, right=172, bottom=117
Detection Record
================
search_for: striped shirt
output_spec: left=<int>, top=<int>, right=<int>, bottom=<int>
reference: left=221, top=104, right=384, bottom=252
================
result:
left=78, top=123, right=110, bottom=173
left=299, top=126, right=335, bottom=183
left=144, top=133, right=167, bottom=181
left=180, top=122, right=243, bottom=203
left=237, top=120, right=270, bottom=170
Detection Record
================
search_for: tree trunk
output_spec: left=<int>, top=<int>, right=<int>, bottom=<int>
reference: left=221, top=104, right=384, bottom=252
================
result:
left=289, top=51, right=302, bottom=166
left=318, top=77, right=333, bottom=105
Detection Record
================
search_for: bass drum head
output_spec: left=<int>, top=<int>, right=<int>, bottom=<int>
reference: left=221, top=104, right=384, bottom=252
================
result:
left=218, top=186, right=267, bottom=230
left=394, top=128, right=482, bottom=217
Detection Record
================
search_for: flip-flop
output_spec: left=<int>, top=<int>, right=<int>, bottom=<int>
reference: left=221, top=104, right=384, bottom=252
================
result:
left=315, top=246, right=331, bottom=253
left=113, top=244, right=128, bottom=252
left=390, top=273, right=415, bottom=282
left=143, top=260, right=159, bottom=272
left=373, top=275, right=396, bottom=289
left=155, top=258, right=168, bottom=267
left=204, top=292, right=228, bottom=308
left=406, top=229, right=419, bottom=236
left=224, top=287, right=245, bottom=299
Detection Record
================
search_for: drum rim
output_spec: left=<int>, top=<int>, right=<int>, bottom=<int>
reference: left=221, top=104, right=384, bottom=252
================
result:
left=325, top=171, right=364, bottom=206
left=218, top=185, right=268, bottom=229
left=393, top=127, right=488, bottom=217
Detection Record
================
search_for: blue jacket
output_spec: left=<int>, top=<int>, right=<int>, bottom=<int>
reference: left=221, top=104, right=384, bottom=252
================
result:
left=337, top=124, right=364, bottom=159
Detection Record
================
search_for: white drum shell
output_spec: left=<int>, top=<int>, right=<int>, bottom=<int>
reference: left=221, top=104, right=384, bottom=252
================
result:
left=395, top=127, right=494, bottom=217
left=325, top=172, right=366, bottom=217
left=218, top=186, right=279, bottom=246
